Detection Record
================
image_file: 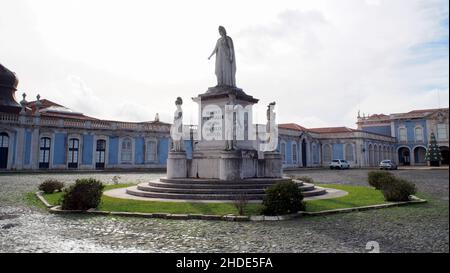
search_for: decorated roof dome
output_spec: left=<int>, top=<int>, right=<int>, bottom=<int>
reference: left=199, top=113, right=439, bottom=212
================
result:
left=0, top=63, right=21, bottom=112
left=0, top=63, right=19, bottom=90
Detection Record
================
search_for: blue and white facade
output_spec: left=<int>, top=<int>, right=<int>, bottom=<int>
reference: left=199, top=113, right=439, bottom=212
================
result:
left=0, top=98, right=448, bottom=171
left=277, top=125, right=396, bottom=168
left=357, top=109, right=449, bottom=166
left=0, top=101, right=172, bottom=171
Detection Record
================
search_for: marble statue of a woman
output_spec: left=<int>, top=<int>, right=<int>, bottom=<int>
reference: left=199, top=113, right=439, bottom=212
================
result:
left=170, top=97, right=184, bottom=152
left=208, top=26, right=236, bottom=87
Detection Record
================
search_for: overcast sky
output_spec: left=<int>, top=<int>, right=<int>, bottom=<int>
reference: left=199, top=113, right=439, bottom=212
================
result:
left=1, top=0, right=448, bottom=128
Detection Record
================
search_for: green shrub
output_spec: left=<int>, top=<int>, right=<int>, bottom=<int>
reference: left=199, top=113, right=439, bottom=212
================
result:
left=262, top=181, right=305, bottom=216
left=38, top=179, right=64, bottom=194
left=368, top=171, right=394, bottom=190
left=381, top=177, right=417, bottom=202
left=61, top=178, right=104, bottom=210
left=297, top=176, right=314, bottom=184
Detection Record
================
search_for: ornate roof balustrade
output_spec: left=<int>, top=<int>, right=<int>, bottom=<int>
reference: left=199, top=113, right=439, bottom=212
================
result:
left=0, top=113, right=19, bottom=123
left=0, top=112, right=170, bottom=133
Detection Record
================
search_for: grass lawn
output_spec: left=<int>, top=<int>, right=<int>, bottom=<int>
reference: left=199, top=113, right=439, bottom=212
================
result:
left=31, top=183, right=392, bottom=216
left=37, top=184, right=261, bottom=216
left=306, top=184, right=386, bottom=212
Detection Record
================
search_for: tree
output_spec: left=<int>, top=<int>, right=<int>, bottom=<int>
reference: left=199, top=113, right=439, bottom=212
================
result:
left=425, top=132, right=442, bottom=166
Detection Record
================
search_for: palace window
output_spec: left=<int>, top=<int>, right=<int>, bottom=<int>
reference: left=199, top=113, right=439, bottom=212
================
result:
left=414, top=127, right=423, bottom=142
left=68, top=138, right=79, bottom=169
left=312, top=144, right=319, bottom=164
left=121, top=138, right=132, bottom=163
left=0, top=133, right=9, bottom=169
left=96, top=139, right=106, bottom=169
left=39, top=137, right=51, bottom=169
left=437, top=124, right=448, bottom=140
left=145, top=140, right=157, bottom=162
left=398, top=127, right=407, bottom=141
left=0, top=133, right=8, bottom=148
left=323, top=144, right=332, bottom=162
left=345, top=144, right=354, bottom=161
left=292, top=143, right=298, bottom=164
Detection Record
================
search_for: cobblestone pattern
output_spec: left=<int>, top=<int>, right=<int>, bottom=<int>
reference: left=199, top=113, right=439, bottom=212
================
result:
left=0, top=170, right=448, bottom=253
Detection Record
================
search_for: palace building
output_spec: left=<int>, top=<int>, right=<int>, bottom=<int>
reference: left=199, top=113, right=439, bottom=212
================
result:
left=356, top=108, right=449, bottom=166
left=0, top=64, right=448, bottom=171
left=277, top=106, right=449, bottom=168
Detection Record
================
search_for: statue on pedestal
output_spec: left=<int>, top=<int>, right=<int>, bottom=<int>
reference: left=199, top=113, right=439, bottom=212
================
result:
left=170, top=97, right=184, bottom=152
left=266, top=102, right=276, bottom=133
left=208, top=26, right=236, bottom=87
left=262, top=102, right=278, bottom=152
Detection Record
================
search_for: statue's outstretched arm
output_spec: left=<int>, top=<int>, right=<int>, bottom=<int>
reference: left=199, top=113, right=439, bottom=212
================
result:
left=208, top=41, right=218, bottom=60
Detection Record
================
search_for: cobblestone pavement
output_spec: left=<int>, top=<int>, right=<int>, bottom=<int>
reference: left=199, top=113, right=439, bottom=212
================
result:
left=0, top=170, right=448, bottom=253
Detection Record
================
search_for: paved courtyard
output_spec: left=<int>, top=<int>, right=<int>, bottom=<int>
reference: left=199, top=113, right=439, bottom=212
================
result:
left=0, top=169, right=448, bottom=253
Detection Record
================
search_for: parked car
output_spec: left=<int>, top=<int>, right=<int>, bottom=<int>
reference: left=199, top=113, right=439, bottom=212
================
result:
left=329, top=159, right=350, bottom=169
left=379, top=160, right=398, bottom=170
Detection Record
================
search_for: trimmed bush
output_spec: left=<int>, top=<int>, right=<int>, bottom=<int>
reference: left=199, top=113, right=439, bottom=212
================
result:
left=262, top=181, right=305, bottom=216
left=368, top=171, right=394, bottom=190
left=381, top=177, right=417, bottom=202
left=61, top=178, right=104, bottom=210
left=38, top=179, right=64, bottom=194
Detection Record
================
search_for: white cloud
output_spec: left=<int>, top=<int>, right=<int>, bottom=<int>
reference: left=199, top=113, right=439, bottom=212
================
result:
left=0, top=0, right=448, bottom=128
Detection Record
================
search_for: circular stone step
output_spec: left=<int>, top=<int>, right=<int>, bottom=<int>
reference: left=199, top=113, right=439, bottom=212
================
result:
left=137, top=183, right=267, bottom=194
left=124, top=178, right=327, bottom=201
left=159, top=177, right=293, bottom=185
left=126, top=187, right=265, bottom=200
left=301, top=187, right=328, bottom=197
left=147, top=181, right=283, bottom=190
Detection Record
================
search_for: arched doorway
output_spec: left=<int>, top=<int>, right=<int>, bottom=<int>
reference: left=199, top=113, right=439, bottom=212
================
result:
left=368, top=144, right=374, bottom=166
left=398, top=147, right=411, bottom=166
left=440, top=146, right=449, bottom=165
left=413, top=146, right=427, bottom=165
left=374, top=145, right=379, bottom=166
left=0, top=132, right=9, bottom=169
left=301, top=139, right=307, bottom=167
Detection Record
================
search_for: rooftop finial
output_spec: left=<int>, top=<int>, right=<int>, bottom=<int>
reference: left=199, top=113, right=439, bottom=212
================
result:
left=20, top=92, right=27, bottom=114
left=35, top=94, right=42, bottom=116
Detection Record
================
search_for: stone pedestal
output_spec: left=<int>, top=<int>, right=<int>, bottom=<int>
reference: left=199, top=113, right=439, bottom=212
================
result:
left=179, top=85, right=283, bottom=181
left=263, top=151, right=282, bottom=178
left=219, top=150, right=242, bottom=180
left=167, top=151, right=187, bottom=179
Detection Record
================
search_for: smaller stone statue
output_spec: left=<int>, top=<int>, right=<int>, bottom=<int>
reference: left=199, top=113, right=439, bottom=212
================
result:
left=266, top=102, right=276, bottom=132
left=262, top=102, right=278, bottom=152
left=170, top=97, right=184, bottom=152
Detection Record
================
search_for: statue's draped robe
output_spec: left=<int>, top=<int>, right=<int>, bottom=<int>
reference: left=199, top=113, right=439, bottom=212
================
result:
left=214, top=36, right=236, bottom=87
left=171, top=108, right=183, bottom=151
